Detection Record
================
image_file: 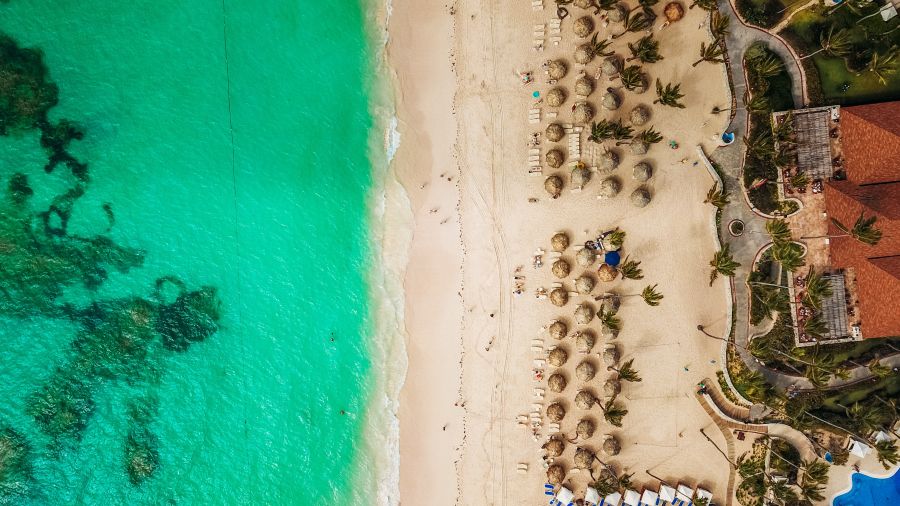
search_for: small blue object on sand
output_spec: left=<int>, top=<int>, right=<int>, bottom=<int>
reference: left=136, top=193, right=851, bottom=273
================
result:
left=533, top=91, right=540, bottom=98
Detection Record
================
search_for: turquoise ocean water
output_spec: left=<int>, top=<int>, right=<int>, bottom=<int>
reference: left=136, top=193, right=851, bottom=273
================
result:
left=0, top=1, right=389, bottom=504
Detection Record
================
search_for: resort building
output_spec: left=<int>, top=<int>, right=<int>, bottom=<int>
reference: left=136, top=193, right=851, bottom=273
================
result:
left=773, top=101, right=900, bottom=345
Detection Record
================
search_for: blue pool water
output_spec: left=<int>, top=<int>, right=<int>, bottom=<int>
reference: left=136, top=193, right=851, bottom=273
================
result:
left=833, top=468, right=900, bottom=506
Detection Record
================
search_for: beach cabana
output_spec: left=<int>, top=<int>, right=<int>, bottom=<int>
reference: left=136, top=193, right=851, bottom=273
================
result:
left=575, top=76, right=594, bottom=97
left=604, top=251, right=621, bottom=267
left=602, top=435, right=620, bottom=456
left=572, top=165, right=591, bottom=188
left=873, top=430, right=892, bottom=443
left=575, top=274, right=595, bottom=294
left=575, top=303, right=594, bottom=325
left=630, top=105, right=650, bottom=126
left=576, top=247, right=597, bottom=267
left=598, top=177, right=621, bottom=199
left=547, top=123, right=566, bottom=142
left=604, top=491, right=623, bottom=506
left=547, top=402, right=566, bottom=422
left=547, top=87, right=567, bottom=107
left=550, top=287, right=569, bottom=306
left=601, top=91, right=621, bottom=111
left=640, top=489, right=659, bottom=506
left=553, top=259, right=572, bottom=279
left=630, top=187, right=651, bottom=208
left=603, top=378, right=621, bottom=397
left=585, top=487, right=601, bottom=506
left=676, top=484, right=694, bottom=505
left=659, top=484, right=677, bottom=505
left=574, top=447, right=595, bottom=469
left=576, top=360, right=596, bottom=381
left=849, top=439, right=871, bottom=458
left=548, top=60, right=568, bottom=80
left=545, top=175, right=564, bottom=199
left=550, top=320, right=568, bottom=340
left=573, top=102, right=595, bottom=124
left=547, top=148, right=566, bottom=168
left=575, top=389, right=597, bottom=409
left=575, top=331, right=595, bottom=353
left=601, top=57, right=621, bottom=78
left=555, top=487, right=575, bottom=505
left=549, top=347, right=569, bottom=367
left=573, top=16, right=594, bottom=37
left=633, top=162, right=652, bottom=182
left=551, top=232, right=570, bottom=252
left=603, top=345, right=620, bottom=367
left=548, top=372, right=567, bottom=393
left=694, top=488, right=712, bottom=504
left=576, top=418, right=596, bottom=439
left=623, top=489, right=641, bottom=506
left=543, top=437, right=565, bottom=457
left=547, top=464, right=566, bottom=485
left=599, top=150, right=620, bottom=172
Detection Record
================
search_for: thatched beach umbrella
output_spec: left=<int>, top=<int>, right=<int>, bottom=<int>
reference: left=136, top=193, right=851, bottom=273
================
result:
left=601, top=91, right=621, bottom=111
left=632, top=76, right=648, bottom=94
left=601, top=235, right=621, bottom=252
left=574, top=447, right=596, bottom=469
left=544, top=438, right=566, bottom=458
left=548, top=60, right=568, bottom=80
left=575, top=76, right=594, bottom=97
left=601, top=56, right=621, bottom=78
left=597, top=263, right=618, bottom=282
left=548, top=373, right=568, bottom=393
left=576, top=360, right=597, bottom=381
left=552, top=259, right=571, bottom=279
left=575, top=330, right=596, bottom=353
left=630, top=141, right=649, bottom=155
left=571, top=165, right=591, bottom=188
left=665, top=1, right=685, bottom=22
left=604, top=378, right=621, bottom=397
left=573, top=102, right=595, bottom=124
left=575, top=274, right=595, bottom=294
left=549, top=320, right=568, bottom=340
left=551, top=232, right=570, bottom=252
left=574, top=43, right=593, bottom=65
left=547, top=148, right=565, bottom=168
left=577, top=418, right=596, bottom=440
left=598, top=177, right=621, bottom=199
left=574, top=16, right=595, bottom=38
left=575, top=389, right=597, bottom=409
left=603, top=346, right=620, bottom=367
left=574, top=303, right=594, bottom=325
left=550, top=287, right=569, bottom=307
left=631, top=187, right=651, bottom=208
left=547, top=87, right=567, bottom=107
left=575, top=0, right=594, bottom=8
left=547, top=402, right=567, bottom=422
left=545, top=175, right=564, bottom=199
left=598, top=293, right=620, bottom=314
left=549, top=347, right=569, bottom=367
left=630, top=105, right=650, bottom=126
left=603, top=436, right=621, bottom=456
left=599, top=150, right=619, bottom=172
left=547, top=464, right=566, bottom=485
left=609, top=4, right=627, bottom=22
left=576, top=247, right=597, bottom=268
left=633, top=162, right=652, bottom=182
left=546, top=123, right=566, bottom=143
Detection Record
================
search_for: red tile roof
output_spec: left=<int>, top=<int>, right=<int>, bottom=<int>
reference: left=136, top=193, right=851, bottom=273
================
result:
left=840, top=102, right=900, bottom=185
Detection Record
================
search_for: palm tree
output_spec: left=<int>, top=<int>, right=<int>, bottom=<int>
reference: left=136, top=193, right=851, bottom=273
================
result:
left=801, top=26, right=852, bottom=59
left=709, top=244, right=741, bottom=286
left=654, top=79, right=685, bottom=108
left=798, top=312, right=828, bottom=340
left=710, top=10, right=730, bottom=39
left=598, top=396, right=628, bottom=427
left=799, top=458, right=829, bottom=486
left=640, top=284, right=663, bottom=306
left=771, top=111, right=794, bottom=142
left=752, top=286, right=790, bottom=318
left=772, top=241, right=805, bottom=272
left=627, top=35, right=663, bottom=63
left=595, top=0, right=621, bottom=12
left=770, top=171, right=809, bottom=190
left=874, top=440, right=899, bottom=469
left=606, top=228, right=626, bottom=248
left=590, top=119, right=616, bottom=143
left=618, top=256, right=644, bottom=280
left=743, top=130, right=774, bottom=159
left=613, top=11, right=652, bottom=39
left=618, top=65, right=645, bottom=91
left=704, top=182, right=729, bottom=208
left=693, top=40, right=726, bottom=67
left=765, top=219, right=792, bottom=244
left=634, top=127, right=662, bottom=145
left=689, top=0, right=717, bottom=10
left=845, top=402, right=885, bottom=434
left=798, top=480, right=826, bottom=504
left=749, top=54, right=784, bottom=79
left=801, top=267, right=832, bottom=310
left=584, top=33, right=615, bottom=60
left=743, top=92, right=770, bottom=115
left=597, top=306, right=622, bottom=333
left=865, top=46, right=899, bottom=85
left=804, top=212, right=883, bottom=246
left=608, top=358, right=642, bottom=382
left=868, top=358, right=892, bottom=379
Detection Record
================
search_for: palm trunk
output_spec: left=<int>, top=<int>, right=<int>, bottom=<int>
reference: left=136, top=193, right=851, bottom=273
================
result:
left=748, top=281, right=789, bottom=289
left=801, top=233, right=850, bottom=240
left=799, top=47, right=824, bottom=60
left=802, top=411, right=867, bottom=441
left=692, top=58, right=704, bottom=67
left=699, top=428, right=736, bottom=467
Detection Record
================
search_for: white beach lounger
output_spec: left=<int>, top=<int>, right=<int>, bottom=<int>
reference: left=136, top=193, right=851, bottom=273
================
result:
left=529, top=148, right=541, bottom=154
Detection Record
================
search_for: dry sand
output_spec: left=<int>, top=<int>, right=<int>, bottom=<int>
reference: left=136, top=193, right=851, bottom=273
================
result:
left=388, top=0, right=741, bottom=502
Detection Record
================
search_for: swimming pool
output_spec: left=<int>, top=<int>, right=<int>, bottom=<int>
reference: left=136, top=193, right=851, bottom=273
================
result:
left=833, top=468, right=900, bottom=506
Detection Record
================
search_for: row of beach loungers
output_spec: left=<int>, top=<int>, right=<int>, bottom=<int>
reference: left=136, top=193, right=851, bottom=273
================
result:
left=546, top=483, right=714, bottom=506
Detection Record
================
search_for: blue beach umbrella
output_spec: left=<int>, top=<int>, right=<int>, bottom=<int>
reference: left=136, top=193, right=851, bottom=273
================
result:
left=533, top=91, right=540, bottom=98
left=604, top=251, right=621, bottom=267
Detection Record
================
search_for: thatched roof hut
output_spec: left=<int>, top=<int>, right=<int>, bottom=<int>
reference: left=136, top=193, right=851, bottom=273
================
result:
left=576, top=360, right=597, bottom=381
left=551, top=232, right=570, bottom=252
left=550, top=287, right=569, bottom=307
left=574, top=303, right=594, bottom=325
left=574, top=447, right=595, bottom=469
left=547, top=464, right=566, bottom=485
left=575, top=390, right=597, bottom=409
left=547, top=87, right=567, bottom=107
left=548, top=60, right=568, bottom=80
left=630, top=187, right=651, bottom=208
left=574, top=16, right=595, bottom=38
left=549, top=347, right=569, bottom=367
left=601, top=91, right=621, bottom=111
left=575, top=274, right=595, bottom=294
left=571, top=165, right=591, bottom=188
left=575, top=247, right=597, bottom=268
left=549, top=320, right=568, bottom=340
left=665, top=1, right=685, bottom=22
left=597, top=263, right=618, bottom=282
left=600, top=322, right=618, bottom=340
left=575, top=330, right=595, bottom=353
left=630, top=105, right=650, bottom=126
left=576, top=418, right=596, bottom=439
left=601, top=56, right=621, bottom=78
left=574, top=43, right=593, bottom=65
left=603, top=436, right=621, bottom=456
left=546, top=148, right=565, bottom=168
left=546, top=123, right=566, bottom=142
left=603, top=346, right=620, bottom=367
left=604, top=378, right=621, bottom=397
left=633, top=162, right=652, bottom=182
left=630, top=141, right=649, bottom=155
left=575, top=76, right=594, bottom=97
left=552, top=259, right=571, bottom=279
left=544, top=437, right=565, bottom=458
left=599, top=150, right=619, bottom=172
left=548, top=373, right=568, bottom=393
left=608, top=4, right=627, bottom=22
left=573, top=102, right=595, bottom=124
left=545, top=175, right=564, bottom=199
left=598, top=177, right=621, bottom=199
left=547, top=402, right=566, bottom=422
left=598, top=293, right=620, bottom=314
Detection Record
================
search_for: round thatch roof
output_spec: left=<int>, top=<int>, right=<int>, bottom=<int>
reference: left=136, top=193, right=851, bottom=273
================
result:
left=609, top=4, right=627, bottom=22
left=630, top=105, right=651, bottom=126
left=630, top=141, right=649, bottom=155
left=597, top=263, right=618, bottom=282
left=575, top=274, right=595, bottom=294
left=549, top=320, right=568, bottom=340
left=574, top=447, right=595, bottom=469
left=548, top=60, right=568, bottom=80
left=599, top=150, right=619, bottom=172
left=603, top=346, right=620, bottom=367
left=547, top=402, right=566, bottom=422
left=546, top=123, right=566, bottom=143
left=550, top=287, right=569, bottom=307
left=575, top=0, right=594, bottom=7
left=575, top=76, right=594, bottom=97
left=548, top=373, right=567, bottom=393
left=603, top=436, right=621, bottom=456
left=547, top=148, right=565, bottom=168
left=552, top=259, right=571, bottom=279
left=632, top=77, right=648, bottom=94
left=551, top=232, right=570, bottom=252
left=574, top=43, right=593, bottom=65
left=601, top=56, right=621, bottom=77
left=598, top=293, right=620, bottom=314
left=598, top=177, right=621, bottom=199
left=601, top=91, right=621, bottom=111
left=573, top=102, right=595, bottom=124
left=665, top=1, right=685, bottom=22
left=571, top=166, right=591, bottom=188
left=549, top=347, right=569, bottom=367
left=574, top=16, right=595, bottom=38
left=547, top=464, right=566, bottom=485
left=544, top=437, right=566, bottom=458
left=600, top=321, right=618, bottom=340
left=547, top=87, right=567, bottom=107
left=575, top=330, right=596, bottom=353
left=575, top=389, right=597, bottom=409
left=633, top=162, right=652, bottom=182
left=604, top=378, right=621, bottom=397
left=631, top=187, right=651, bottom=208
left=576, top=360, right=597, bottom=381
left=545, top=175, right=564, bottom=199
left=577, top=418, right=596, bottom=439
left=575, top=247, right=597, bottom=268
left=574, top=303, right=594, bottom=325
